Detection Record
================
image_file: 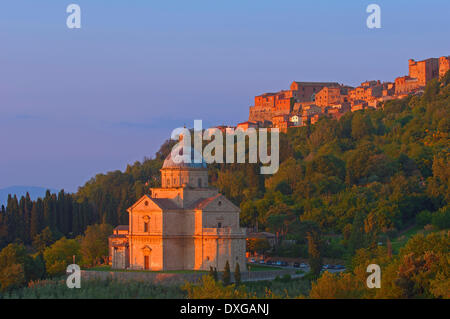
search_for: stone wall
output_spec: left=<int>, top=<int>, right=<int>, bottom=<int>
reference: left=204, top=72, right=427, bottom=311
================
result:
left=81, top=268, right=299, bottom=286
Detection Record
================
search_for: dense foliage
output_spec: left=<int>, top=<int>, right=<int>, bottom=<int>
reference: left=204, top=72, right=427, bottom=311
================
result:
left=310, top=230, right=449, bottom=299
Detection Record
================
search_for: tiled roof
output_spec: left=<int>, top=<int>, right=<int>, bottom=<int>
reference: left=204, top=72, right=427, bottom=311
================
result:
left=293, top=81, right=340, bottom=86
left=188, top=194, right=222, bottom=210
left=109, top=234, right=128, bottom=239
left=237, top=121, right=258, bottom=126
left=151, top=197, right=180, bottom=210
left=114, top=225, right=129, bottom=231
left=111, top=242, right=128, bottom=247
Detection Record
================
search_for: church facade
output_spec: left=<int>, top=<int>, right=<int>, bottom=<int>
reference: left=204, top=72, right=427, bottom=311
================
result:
left=109, top=148, right=247, bottom=271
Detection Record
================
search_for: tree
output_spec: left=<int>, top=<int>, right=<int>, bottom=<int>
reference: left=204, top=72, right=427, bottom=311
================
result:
left=416, top=210, right=432, bottom=227
left=306, top=154, right=346, bottom=181
left=29, top=253, right=46, bottom=281
left=32, top=227, right=54, bottom=253
left=307, top=230, right=323, bottom=277
left=209, top=266, right=219, bottom=282
left=209, top=266, right=216, bottom=281
left=348, top=211, right=367, bottom=254
left=336, top=232, right=450, bottom=299
left=0, top=243, right=42, bottom=292
left=247, top=238, right=271, bottom=256
left=309, top=271, right=364, bottom=299
left=351, top=112, right=374, bottom=140
left=440, top=69, right=450, bottom=86
left=423, top=79, right=440, bottom=102
left=80, top=224, right=113, bottom=266
left=29, top=201, right=42, bottom=240
left=223, top=261, right=231, bottom=285
left=43, top=237, right=81, bottom=277
left=234, top=263, right=241, bottom=286
left=0, top=263, right=25, bottom=292
left=431, top=205, right=450, bottom=230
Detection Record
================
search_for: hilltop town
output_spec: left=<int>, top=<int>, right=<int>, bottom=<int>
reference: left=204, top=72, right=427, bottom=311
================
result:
left=219, top=56, right=449, bottom=133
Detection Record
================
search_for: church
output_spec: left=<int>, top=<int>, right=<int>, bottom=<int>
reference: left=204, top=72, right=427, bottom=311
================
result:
left=108, top=147, right=247, bottom=272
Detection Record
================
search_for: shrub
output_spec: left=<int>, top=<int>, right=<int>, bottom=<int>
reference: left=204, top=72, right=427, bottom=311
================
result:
left=0, top=243, right=43, bottom=292
left=43, top=238, right=81, bottom=277
left=183, top=275, right=250, bottom=299
left=416, top=210, right=432, bottom=227
left=431, top=206, right=450, bottom=230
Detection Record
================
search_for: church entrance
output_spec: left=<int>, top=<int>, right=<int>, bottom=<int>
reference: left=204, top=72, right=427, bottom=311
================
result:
left=143, top=246, right=152, bottom=270
left=144, top=256, right=150, bottom=270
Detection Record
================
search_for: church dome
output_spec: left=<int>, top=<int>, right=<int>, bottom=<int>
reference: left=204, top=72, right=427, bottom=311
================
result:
left=162, top=146, right=207, bottom=169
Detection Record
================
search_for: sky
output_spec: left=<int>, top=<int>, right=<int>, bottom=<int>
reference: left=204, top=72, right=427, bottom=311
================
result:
left=0, top=0, right=449, bottom=192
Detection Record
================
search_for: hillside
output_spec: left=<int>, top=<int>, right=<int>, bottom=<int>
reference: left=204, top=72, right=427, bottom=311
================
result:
left=0, top=75, right=449, bottom=258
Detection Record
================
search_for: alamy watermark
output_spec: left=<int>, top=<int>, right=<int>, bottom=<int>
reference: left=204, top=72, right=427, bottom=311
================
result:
left=170, top=120, right=279, bottom=175
left=366, top=4, right=381, bottom=29
left=366, top=264, right=381, bottom=288
left=66, top=4, right=81, bottom=29
left=66, top=4, right=381, bottom=30
left=66, top=264, right=81, bottom=288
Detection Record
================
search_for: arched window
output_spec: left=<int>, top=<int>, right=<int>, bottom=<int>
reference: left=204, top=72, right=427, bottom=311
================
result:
left=143, top=216, right=150, bottom=232
left=167, top=178, right=170, bottom=186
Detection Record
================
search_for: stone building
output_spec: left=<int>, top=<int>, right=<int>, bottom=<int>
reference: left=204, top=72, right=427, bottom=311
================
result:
left=349, top=81, right=383, bottom=102
left=236, top=121, right=259, bottom=132
left=289, top=81, right=340, bottom=102
left=395, top=56, right=449, bottom=94
left=246, top=56, right=449, bottom=130
left=382, top=82, right=395, bottom=96
left=439, top=56, right=450, bottom=79
left=351, top=100, right=368, bottom=112
left=409, top=58, right=439, bottom=86
left=249, top=81, right=340, bottom=122
left=315, top=86, right=351, bottom=108
left=271, top=114, right=292, bottom=133
left=109, top=226, right=129, bottom=269
left=395, top=76, right=421, bottom=95
left=109, top=148, right=247, bottom=271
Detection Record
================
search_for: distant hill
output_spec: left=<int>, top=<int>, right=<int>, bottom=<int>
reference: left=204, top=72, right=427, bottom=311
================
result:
left=0, top=186, right=58, bottom=207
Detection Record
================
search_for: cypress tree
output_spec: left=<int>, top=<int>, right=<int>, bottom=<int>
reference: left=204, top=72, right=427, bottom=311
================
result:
left=6, top=195, right=20, bottom=243
left=223, top=261, right=231, bottom=285
left=234, top=262, right=241, bottom=285
left=19, top=196, right=27, bottom=243
left=209, top=266, right=215, bottom=280
left=30, top=202, right=40, bottom=240
left=307, top=230, right=323, bottom=278
left=348, top=211, right=366, bottom=253
left=0, top=205, right=6, bottom=248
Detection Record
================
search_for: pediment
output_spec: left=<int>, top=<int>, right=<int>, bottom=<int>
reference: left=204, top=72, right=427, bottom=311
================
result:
left=197, top=194, right=240, bottom=213
left=127, top=195, right=164, bottom=213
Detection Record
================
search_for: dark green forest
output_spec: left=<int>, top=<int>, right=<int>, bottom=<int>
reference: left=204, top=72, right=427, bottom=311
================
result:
left=0, top=74, right=449, bottom=295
